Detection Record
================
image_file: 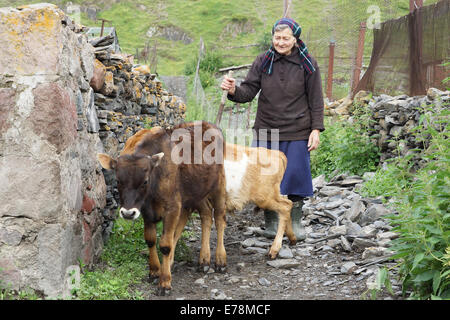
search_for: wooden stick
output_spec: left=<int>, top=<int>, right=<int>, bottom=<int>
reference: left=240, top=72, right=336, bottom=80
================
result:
left=215, top=70, right=233, bottom=126
left=219, top=64, right=252, bottom=72
left=357, top=254, right=396, bottom=267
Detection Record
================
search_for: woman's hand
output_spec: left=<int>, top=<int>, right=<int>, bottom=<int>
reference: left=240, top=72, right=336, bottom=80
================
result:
left=220, top=75, right=236, bottom=95
left=308, top=129, right=320, bottom=152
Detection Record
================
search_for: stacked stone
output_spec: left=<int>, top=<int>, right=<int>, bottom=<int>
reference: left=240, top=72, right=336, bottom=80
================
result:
left=88, top=35, right=187, bottom=158
left=366, top=89, right=448, bottom=163
left=354, top=89, right=449, bottom=164
left=86, top=32, right=187, bottom=236
left=0, top=3, right=188, bottom=298
left=325, top=88, right=449, bottom=165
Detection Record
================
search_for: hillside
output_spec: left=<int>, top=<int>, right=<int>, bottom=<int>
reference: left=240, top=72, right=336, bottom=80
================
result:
left=1, top=1, right=436, bottom=71
left=0, top=0, right=441, bottom=100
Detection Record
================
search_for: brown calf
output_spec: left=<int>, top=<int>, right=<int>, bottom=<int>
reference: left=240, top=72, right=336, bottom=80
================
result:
left=98, top=121, right=227, bottom=296
left=120, top=130, right=296, bottom=260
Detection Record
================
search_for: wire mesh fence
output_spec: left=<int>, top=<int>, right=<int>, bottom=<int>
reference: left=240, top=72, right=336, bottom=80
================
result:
left=356, top=0, right=449, bottom=96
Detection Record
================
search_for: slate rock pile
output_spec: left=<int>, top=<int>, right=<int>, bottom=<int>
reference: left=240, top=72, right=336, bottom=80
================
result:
left=362, top=88, right=449, bottom=164
left=85, top=33, right=187, bottom=239
left=235, top=172, right=401, bottom=296
left=88, top=34, right=187, bottom=157
left=325, top=88, right=449, bottom=165
left=240, top=173, right=397, bottom=261
left=302, top=173, right=397, bottom=255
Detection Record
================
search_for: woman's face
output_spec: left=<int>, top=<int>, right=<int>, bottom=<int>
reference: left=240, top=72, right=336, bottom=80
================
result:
left=272, top=27, right=296, bottom=56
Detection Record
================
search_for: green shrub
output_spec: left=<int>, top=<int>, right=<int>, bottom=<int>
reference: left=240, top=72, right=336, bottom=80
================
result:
left=311, top=113, right=380, bottom=179
left=199, top=50, right=223, bottom=74
left=199, top=71, right=217, bottom=89
left=362, top=101, right=449, bottom=299
left=184, top=57, right=196, bottom=76
left=184, top=50, right=223, bottom=75
left=360, top=162, right=407, bottom=198
left=361, top=143, right=415, bottom=198
left=257, top=32, right=272, bottom=51
left=184, top=50, right=223, bottom=89
left=388, top=103, right=449, bottom=299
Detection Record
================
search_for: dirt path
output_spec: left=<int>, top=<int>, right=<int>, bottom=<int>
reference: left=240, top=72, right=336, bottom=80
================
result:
left=134, top=194, right=403, bottom=301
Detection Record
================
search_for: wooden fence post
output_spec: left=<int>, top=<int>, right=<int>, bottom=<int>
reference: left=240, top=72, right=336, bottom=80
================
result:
left=99, top=19, right=111, bottom=37
left=284, top=0, right=292, bottom=18
left=410, top=0, right=423, bottom=12
left=352, top=22, right=367, bottom=95
left=326, top=40, right=335, bottom=101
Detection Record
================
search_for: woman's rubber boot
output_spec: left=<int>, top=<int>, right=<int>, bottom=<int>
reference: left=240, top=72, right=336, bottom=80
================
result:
left=291, top=201, right=306, bottom=241
left=262, top=209, right=278, bottom=239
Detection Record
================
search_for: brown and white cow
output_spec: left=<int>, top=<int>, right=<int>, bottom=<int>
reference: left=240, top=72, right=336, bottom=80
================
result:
left=222, top=142, right=296, bottom=258
left=98, top=121, right=227, bottom=296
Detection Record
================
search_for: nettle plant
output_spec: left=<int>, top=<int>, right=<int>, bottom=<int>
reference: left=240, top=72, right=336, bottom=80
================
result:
left=364, top=100, right=449, bottom=299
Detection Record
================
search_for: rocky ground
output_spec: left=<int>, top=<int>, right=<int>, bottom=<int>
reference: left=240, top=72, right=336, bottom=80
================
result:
left=134, top=173, right=405, bottom=301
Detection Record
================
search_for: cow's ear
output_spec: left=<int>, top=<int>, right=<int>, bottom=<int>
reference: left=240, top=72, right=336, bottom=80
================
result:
left=97, top=153, right=117, bottom=170
left=150, top=152, right=164, bottom=168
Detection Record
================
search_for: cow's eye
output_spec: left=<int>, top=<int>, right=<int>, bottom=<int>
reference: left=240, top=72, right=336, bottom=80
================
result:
left=143, top=180, right=148, bottom=186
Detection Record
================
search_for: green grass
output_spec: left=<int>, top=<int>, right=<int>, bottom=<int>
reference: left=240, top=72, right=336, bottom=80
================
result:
left=76, top=217, right=148, bottom=299
left=76, top=216, right=193, bottom=300
left=95, top=2, right=152, bottom=55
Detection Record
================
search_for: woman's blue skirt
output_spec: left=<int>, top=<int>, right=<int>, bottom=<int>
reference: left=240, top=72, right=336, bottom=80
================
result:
left=251, top=140, right=313, bottom=198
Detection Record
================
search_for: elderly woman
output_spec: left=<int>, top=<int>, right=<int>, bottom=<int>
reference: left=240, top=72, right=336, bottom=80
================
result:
left=220, top=17, right=324, bottom=240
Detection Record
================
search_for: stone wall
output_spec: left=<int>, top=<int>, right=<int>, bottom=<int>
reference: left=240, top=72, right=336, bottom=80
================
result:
left=0, top=4, right=105, bottom=297
left=325, top=88, right=449, bottom=165
left=360, top=88, right=449, bottom=164
left=87, top=33, right=186, bottom=235
left=0, top=3, right=186, bottom=297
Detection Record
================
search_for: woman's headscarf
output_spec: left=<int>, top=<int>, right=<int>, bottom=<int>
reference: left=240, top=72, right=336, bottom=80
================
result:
left=261, top=17, right=315, bottom=75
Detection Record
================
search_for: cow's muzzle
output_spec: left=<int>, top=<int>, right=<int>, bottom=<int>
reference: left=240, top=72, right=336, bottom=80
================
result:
left=119, top=207, right=141, bottom=220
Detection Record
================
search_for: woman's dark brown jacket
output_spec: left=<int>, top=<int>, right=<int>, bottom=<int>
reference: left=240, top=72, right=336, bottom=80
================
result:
left=227, top=49, right=325, bottom=141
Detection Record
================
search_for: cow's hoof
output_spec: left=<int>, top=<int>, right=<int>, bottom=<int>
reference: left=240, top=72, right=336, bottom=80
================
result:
left=215, top=265, right=227, bottom=273
left=197, top=263, right=211, bottom=273
left=156, top=287, right=171, bottom=296
left=289, top=239, right=297, bottom=246
left=267, top=251, right=278, bottom=260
